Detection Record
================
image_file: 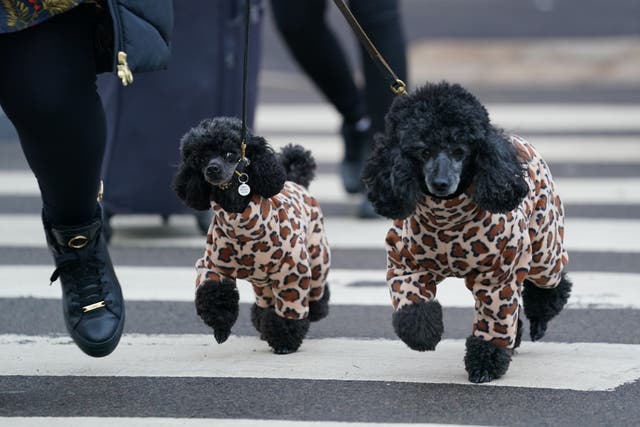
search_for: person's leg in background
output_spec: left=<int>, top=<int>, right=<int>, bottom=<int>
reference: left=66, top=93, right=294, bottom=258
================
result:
left=0, top=5, right=125, bottom=357
left=269, top=0, right=372, bottom=198
left=350, top=0, right=408, bottom=217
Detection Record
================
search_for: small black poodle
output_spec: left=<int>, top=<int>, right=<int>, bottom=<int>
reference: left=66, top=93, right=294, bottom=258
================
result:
left=173, top=117, right=331, bottom=354
left=363, top=82, right=571, bottom=383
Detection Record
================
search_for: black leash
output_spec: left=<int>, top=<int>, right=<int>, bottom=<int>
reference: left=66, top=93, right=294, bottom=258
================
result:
left=240, top=0, right=251, bottom=152
left=331, top=0, right=407, bottom=96
left=219, top=0, right=251, bottom=195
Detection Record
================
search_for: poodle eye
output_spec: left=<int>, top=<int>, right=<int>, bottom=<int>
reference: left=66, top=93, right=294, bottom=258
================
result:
left=420, top=147, right=432, bottom=158
left=223, top=152, right=237, bottom=162
left=452, top=148, right=466, bottom=159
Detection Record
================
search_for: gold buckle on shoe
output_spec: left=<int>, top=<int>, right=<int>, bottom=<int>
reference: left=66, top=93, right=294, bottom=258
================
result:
left=68, top=235, right=89, bottom=249
left=82, top=301, right=106, bottom=313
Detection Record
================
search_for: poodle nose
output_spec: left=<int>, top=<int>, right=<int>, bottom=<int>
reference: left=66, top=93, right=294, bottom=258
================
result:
left=205, top=163, right=221, bottom=175
left=431, top=178, right=450, bottom=193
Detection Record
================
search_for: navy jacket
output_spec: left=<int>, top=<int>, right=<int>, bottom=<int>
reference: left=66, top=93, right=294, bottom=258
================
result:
left=106, top=0, right=173, bottom=75
left=0, top=0, right=173, bottom=82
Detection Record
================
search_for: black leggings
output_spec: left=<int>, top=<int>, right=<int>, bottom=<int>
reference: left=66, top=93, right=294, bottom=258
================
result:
left=0, top=5, right=105, bottom=226
left=270, top=0, right=407, bottom=133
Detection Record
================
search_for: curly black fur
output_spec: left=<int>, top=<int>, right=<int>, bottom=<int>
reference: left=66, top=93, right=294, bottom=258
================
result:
left=464, top=335, right=512, bottom=383
left=514, top=316, right=524, bottom=349
left=260, top=307, right=310, bottom=354
left=195, top=278, right=239, bottom=344
left=279, top=143, right=316, bottom=188
left=250, top=303, right=268, bottom=339
left=363, top=81, right=529, bottom=219
left=308, top=284, right=330, bottom=322
left=392, top=300, right=444, bottom=351
left=523, top=272, right=572, bottom=341
left=173, top=117, right=287, bottom=213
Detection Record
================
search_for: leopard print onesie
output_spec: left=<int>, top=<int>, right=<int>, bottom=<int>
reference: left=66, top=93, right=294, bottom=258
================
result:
left=386, top=136, right=568, bottom=349
left=195, top=181, right=330, bottom=320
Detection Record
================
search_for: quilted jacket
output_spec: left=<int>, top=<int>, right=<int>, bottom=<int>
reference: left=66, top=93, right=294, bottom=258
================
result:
left=0, top=0, right=173, bottom=82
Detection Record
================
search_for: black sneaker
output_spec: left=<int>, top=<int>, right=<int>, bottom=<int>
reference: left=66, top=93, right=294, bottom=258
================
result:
left=44, top=208, right=125, bottom=357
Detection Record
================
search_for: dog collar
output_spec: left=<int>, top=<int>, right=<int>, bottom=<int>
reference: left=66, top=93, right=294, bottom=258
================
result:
left=217, top=141, right=250, bottom=195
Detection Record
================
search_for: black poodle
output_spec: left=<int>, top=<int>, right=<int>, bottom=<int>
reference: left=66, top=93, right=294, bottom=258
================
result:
left=363, top=82, right=571, bottom=383
left=173, top=117, right=331, bottom=354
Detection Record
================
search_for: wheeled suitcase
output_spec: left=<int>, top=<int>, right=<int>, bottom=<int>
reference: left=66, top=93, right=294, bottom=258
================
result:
left=98, top=0, right=263, bottom=237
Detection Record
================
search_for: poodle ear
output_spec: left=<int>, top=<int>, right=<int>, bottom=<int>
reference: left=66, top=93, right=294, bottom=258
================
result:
left=472, top=130, right=529, bottom=213
left=173, top=162, right=212, bottom=211
left=362, top=133, right=422, bottom=219
left=245, top=134, right=286, bottom=198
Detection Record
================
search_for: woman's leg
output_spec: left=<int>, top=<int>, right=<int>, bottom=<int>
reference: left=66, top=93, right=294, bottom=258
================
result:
left=270, top=0, right=365, bottom=124
left=0, top=5, right=125, bottom=357
left=350, top=0, right=408, bottom=135
left=0, top=5, right=105, bottom=226
left=270, top=0, right=371, bottom=195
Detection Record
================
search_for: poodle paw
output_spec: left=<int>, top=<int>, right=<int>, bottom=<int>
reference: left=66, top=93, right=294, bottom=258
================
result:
left=392, top=300, right=444, bottom=351
left=261, top=308, right=310, bottom=354
left=195, top=278, right=239, bottom=344
left=464, top=335, right=513, bottom=384
left=468, top=369, right=494, bottom=384
left=213, top=327, right=232, bottom=344
left=529, top=319, right=548, bottom=341
left=308, top=285, right=330, bottom=322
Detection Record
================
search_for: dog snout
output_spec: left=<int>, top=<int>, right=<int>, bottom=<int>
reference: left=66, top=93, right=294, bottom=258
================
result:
left=203, top=159, right=231, bottom=185
left=425, top=153, right=461, bottom=197
left=205, top=163, right=221, bottom=175
left=430, top=177, right=451, bottom=194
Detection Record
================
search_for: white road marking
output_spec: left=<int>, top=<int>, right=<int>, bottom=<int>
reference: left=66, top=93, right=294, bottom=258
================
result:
left=256, top=104, right=640, bottom=133
left=0, top=266, right=635, bottom=309
left=0, top=214, right=637, bottom=252
left=1, top=334, right=638, bottom=391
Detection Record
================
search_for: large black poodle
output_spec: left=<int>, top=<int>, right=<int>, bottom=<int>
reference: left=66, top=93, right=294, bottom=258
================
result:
left=363, top=82, right=571, bottom=383
left=173, top=117, right=331, bottom=354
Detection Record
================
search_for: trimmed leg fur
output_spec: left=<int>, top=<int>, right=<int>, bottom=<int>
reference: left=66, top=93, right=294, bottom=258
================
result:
left=195, top=278, right=239, bottom=344
left=392, top=300, right=444, bottom=351
left=464, top=335, right=512, bottom=383
left=308, top=284, right=330, bottom=322
left=251, top=304, right=267, bottom=340
left=261, top=307, right=310, bottom=354
left=523, top=272, right=572, bottom=341
left=514, top=316, right=524, bottom=350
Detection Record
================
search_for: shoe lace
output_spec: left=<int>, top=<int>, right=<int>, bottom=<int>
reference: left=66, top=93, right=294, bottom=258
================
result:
left=50, top=252, right=107, bottom=311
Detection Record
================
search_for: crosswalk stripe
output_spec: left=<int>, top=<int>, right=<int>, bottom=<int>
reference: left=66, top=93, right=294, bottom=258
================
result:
left=0, top=214, right=637, bottom=252
left=0, top=266, right=636, bottom=309
left=1, top=170, right=640, bottom=205
left=265, top=135, right=640, bottom=164
left=255, top=104, right=640, bottom=133
left=1, top=334, right=638, bottom=391
left=0, top=418, right=486, bottom=427
left=2, top=135, right=640, bottom=164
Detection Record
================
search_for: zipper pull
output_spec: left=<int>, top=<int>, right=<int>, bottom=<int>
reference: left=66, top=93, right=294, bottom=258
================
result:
left=117, top=51, right=134, bottom=86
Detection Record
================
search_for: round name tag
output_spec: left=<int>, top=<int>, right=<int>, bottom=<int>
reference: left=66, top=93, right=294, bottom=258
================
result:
left=238, top=183, right=251, bottom=196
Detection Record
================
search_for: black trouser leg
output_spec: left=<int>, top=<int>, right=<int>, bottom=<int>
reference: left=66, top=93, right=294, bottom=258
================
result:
left=350, top=0, right=408, bottom=134
left=0, top=5, right=105, bottom=226
left=270, top=0, right=366, bottom=124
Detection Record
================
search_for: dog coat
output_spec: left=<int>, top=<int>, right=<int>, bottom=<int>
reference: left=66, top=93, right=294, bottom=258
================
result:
left=385, top=135, right=568, bottom=348
left=195, top=181, right=330, bottom=320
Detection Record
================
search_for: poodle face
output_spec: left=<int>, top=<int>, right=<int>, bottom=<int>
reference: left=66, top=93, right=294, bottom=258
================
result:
left=193, top=133, right=243, bottom=187
left=406, top=129, right=476, bottom=198
left=363, top=81, right=528, bottom=218
left=173, top=117, right=287, bottom=213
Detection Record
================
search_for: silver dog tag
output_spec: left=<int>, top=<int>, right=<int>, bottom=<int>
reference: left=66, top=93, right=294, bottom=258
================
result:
left=238, top=183, right=251, bottom=196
